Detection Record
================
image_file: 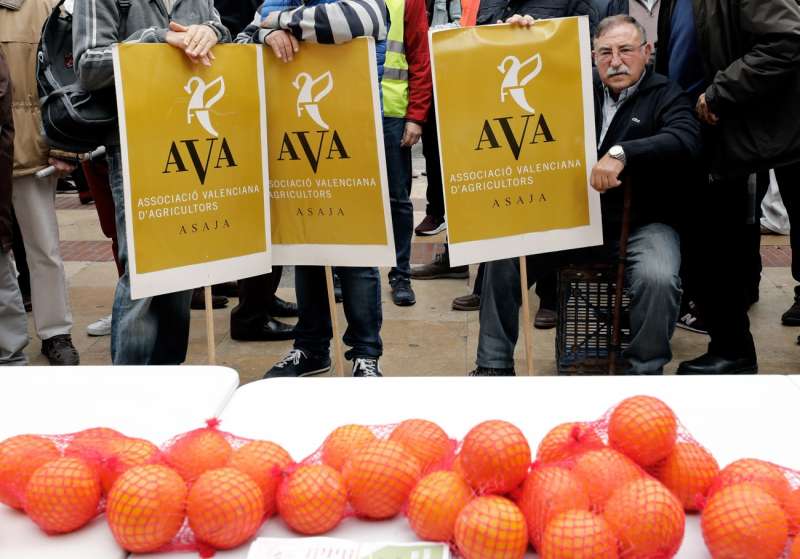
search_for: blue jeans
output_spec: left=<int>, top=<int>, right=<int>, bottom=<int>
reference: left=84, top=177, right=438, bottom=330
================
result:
left=383, top=117, right=413, bottom=283
left=477, top=223, right=682, bottom=374
left=107, top=146, right=193, bottom=365
left=294, top=266, right=382, bottom=359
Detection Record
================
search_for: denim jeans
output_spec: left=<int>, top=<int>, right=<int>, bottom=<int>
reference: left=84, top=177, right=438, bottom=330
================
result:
left=293, top=265, right=382, bottom=359
left=107, top=146, right=193, bottom=365
left=383, top=117, right=413, bottom=283
left=477, top=223, right=682, bottom=374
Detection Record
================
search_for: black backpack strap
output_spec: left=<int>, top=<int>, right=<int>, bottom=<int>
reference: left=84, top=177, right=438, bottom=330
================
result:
left=117, top=0, right=132, bottom=38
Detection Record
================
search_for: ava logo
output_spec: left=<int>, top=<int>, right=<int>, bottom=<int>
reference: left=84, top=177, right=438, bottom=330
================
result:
left=475, top=53, right=555, bottom=161
left=498, top=54, right=542, bottom=114
left=278, top=70, right=350, bottom=173
left=185, top=76, right=225, bottom=136
left=163, top=76, right=237, bottom=185
left=293, top=71, right=333, bottom=130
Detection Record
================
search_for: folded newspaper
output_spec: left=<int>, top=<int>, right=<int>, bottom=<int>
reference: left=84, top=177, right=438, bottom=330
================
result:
left=247, top=537, right=451, bottom=559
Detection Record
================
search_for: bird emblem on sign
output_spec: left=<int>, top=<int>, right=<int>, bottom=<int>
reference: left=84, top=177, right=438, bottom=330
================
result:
left=293, top=71, right=334, bottom=130
left=184, top=76, right=226, bottom=137
left=497, top=53, right=543, bottom=115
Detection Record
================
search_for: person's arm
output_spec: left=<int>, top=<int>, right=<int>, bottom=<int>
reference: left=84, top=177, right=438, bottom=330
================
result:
left=705, top=0, right=800, bottom=116
left=617, top=85, right=702, bottom=169
left=404, top=0, right=432, bottom=125
left=262, top=0, right=388, bottom=43
left=235, top=10, right=266, bottom=43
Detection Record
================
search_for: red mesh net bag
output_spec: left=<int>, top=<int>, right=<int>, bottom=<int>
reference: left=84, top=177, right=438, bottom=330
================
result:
left=700, top=458, right=800, bottom=559
left=458, top=420, right=531, bottom=495
left=453, top=495, right=528, bottom=559
left=407, top=470, right=474, bottom=542
left=540, top=509, right=618, bottom=559
left=389, top=419, right=455, bottom=472
left=0, top=434, right=61, bottom=510
left=536, top=422, right=605, bottom=464
left=276, top=463, right=348, bottom=534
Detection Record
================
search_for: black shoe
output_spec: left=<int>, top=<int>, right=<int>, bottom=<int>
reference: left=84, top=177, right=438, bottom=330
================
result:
left=231, top=318, right=295, bottom=342
left=264, top=349, right=331, bottom=378
left=269, top=296, right=298, bottom=317
left=390, top=280, right=416, bottom=306
left=411, top=252, right=469, bottom=280
left=676, top=300, right=708, bottom=334
left=782, top=297, right=800, bottom=326
left=353, top=357, right=383, bottom=377
left=41, top=334, right=80, bottom=366
left=333, top=274, right=343, bottom=303
left=191, top=288, right=228, bottom=310
left=468, top=366, right=515, bottom=376
left=676, top=353, right=758, bottom=375
left=534, top=308, right=557, bottom=330
left=212, top=281, right=239, bottom=298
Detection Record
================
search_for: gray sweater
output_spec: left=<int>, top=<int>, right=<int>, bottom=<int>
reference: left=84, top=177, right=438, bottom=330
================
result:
left=73, top=0, right=231, bottom=92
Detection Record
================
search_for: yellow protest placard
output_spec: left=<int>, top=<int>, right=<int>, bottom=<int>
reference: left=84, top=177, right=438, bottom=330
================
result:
left=113, top=44, right=270, bottom=299
left=264, top=37, right=395, bottom=266
left=430, top=18, right=602, bottom=265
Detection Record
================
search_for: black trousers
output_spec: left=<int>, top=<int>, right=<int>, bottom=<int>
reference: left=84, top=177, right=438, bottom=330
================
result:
left=774, top=162, right=800, bottom=288
left=230, top=267, right=283, bottom=328
left=422, top=106, right=445, bottom=219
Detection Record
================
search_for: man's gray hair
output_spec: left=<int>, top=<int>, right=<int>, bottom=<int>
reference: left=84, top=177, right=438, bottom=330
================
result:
left=594, top=15, right=648, bottom=46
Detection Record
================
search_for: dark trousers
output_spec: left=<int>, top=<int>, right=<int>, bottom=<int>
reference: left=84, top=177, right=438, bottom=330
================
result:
left=695, top=175, right=757, bottom=360
left=81, top=159, right=122, bottom=277
left=774, top=162, right=800, bottom=290
left=422, top=106, right=445, bottom=219
left=384, top=117, right=413, bottom=282
left=231, top=267, right=283, bottom=327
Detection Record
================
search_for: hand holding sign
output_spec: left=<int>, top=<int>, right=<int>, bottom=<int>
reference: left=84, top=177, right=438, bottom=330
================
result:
left=167, top=22, right=217, bottom=66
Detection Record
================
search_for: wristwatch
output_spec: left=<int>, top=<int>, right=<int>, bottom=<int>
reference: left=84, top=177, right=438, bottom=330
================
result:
left=608, top=145, right=626, bottom=166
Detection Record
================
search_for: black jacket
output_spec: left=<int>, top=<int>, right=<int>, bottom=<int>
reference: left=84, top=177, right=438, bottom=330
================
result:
left=594, top=68, right=701, bottom=235
left=477, top=0, right=598, bottom=35
left=214, top=0, right=262, bottom=35
left=602, top=0, right=627, bottom=16
left=655, top=0, right=800, bottom=176
left=0, top=51, right=13, bottom=253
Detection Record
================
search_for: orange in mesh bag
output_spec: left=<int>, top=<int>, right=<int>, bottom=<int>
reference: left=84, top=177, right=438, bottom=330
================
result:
left=106, top=464, right=187, bottom=553
left=603, top=477, right=685, bottom=559
left=0, top=434, right=61, bottom=510
left=454, top=495, right=528, bottom=559
left=24, top=456, right=102, bottom=533
left=459, top=420, right=531, bottom=495
left=342, top=439, right=422, bottom=519
left=321, top=424, right=377, bottom=471
left=407, top=470, right=474, bottom=542
left=229, top=440, right=292, bottom=517
left=389, top=419, right=455, bottom=472
left=536, top=422, right=605, bottom=464
left=164, top=425, right=233, bottom=483
left=101, top=437, right=162, bottom=493
left=790, top=536, right=800, bottom=559
left=187, top=467, right=265, bottom=550
left=571, top=448, right=642, bottom=510
left=540, top=509, right=618, bottom=559
left=517, top=464, right=591, bottom=551
left=709, top=458, right=791, bottom=504
left=277, top=464, right=348, bottom=535
left=653, top=441, right=720, bottom=511
left=701, top=482, right=789, bottom=559
left=608, top=396, right=678, bottom=468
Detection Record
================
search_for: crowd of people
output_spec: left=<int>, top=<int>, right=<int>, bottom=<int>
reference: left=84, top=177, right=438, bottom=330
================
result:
left=1, top=0, right=799, bottom=377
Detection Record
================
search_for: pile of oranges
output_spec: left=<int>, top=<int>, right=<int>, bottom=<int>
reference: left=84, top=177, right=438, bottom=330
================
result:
left=2, top=397, right=800, bottom=559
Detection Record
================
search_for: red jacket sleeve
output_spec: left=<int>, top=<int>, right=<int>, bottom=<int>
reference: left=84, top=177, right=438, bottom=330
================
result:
left=403, top=0, right=432, bottom=124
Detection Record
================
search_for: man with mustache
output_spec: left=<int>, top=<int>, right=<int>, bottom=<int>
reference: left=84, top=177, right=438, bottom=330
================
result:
left=655, top=0, right=800, bottom=374
left=472, top=15, right=700, bottom=375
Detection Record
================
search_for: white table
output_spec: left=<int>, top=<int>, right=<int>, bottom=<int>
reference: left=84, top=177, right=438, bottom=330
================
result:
left=136, top=375, right=800, bottom=559
left=790, top=375, right=800, bottom=390
left=0, top=366, right=239, bottom=559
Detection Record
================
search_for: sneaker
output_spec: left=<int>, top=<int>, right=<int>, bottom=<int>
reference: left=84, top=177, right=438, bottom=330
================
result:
left=353, top=357, right=383, bottom=377
left=263, top=349, right=331, bottom=378
left=87, top=314, right=112, bottom=337
left=411, top=252, right=469, bottom=280
left=390, top=280, right=416, bottom=306
left=534, top=308, right=557, bottom=330
left=415, top=215, right=447, bottom=236
left=782, top=296, right=800, bottom=326
left=676, top=300, right=708, bottom=334
left=41, top=334, right=80, bottom=366
left=468, top=366, right=515, bottom=376
left=452, top=293, right=480, bottom=311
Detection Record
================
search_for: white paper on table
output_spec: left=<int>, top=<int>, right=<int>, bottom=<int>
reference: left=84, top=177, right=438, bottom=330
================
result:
left=247, top=537, right=450, bottom=559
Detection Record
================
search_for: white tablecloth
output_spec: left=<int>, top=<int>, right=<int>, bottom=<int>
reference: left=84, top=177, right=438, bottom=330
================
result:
left=136, top=375, right=800, bottom=559
left=0, top=366, right=239, bottom=559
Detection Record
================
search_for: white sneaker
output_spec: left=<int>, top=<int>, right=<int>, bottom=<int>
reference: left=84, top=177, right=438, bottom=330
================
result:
left=87, top=314, right=112, bottom=337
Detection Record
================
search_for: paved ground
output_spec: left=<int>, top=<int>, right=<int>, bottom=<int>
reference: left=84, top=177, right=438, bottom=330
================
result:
left=19, top=153, right=800, bottom=383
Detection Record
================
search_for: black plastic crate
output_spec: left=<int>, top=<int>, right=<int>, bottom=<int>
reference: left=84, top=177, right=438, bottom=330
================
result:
left=556, top=265, right=632, bottom=375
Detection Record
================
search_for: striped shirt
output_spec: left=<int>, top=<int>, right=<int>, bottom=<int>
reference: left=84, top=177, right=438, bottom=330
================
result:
left=235, top=0, right=387, bottom=45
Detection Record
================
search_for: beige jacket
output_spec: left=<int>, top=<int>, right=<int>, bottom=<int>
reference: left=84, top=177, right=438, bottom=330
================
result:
left=0, top=0, right=59, bottom=177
